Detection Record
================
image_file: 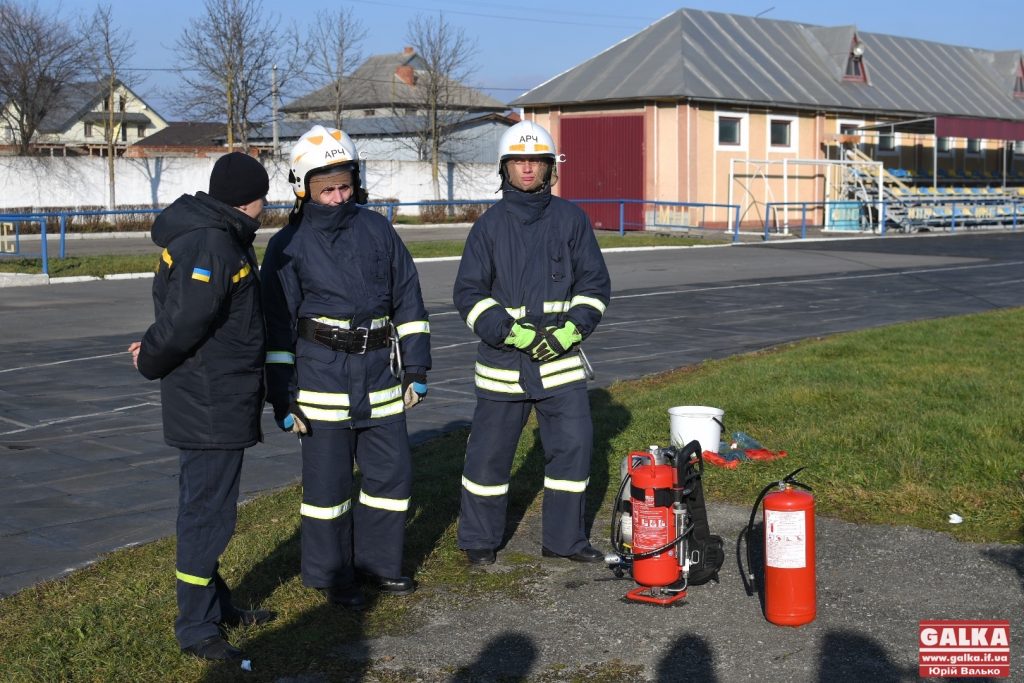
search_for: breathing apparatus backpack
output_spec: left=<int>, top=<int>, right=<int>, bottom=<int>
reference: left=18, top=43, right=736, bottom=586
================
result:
left=609, top=440, right=725, bottom=599
left=675, top=442, right=725, bottom=585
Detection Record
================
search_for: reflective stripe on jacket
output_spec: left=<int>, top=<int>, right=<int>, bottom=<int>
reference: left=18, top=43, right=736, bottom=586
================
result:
left=453, top=188, right=610, bottom=400
left=262, top=202, right=431, bottom=428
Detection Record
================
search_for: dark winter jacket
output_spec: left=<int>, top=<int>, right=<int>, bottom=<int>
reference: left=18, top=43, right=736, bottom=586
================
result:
left=262, top=201, right=430, bottom=429
left=137, top=192, right=265, bottom=449
left=453, top=184, right=610, bottom=400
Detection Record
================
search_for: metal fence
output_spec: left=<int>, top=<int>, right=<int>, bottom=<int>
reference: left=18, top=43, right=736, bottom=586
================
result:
left=762, top=198, right=1023, bottom=240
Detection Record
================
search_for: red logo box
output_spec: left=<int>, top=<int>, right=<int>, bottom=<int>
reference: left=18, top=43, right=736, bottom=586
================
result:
left=919, top=620, right=1010, bottom=678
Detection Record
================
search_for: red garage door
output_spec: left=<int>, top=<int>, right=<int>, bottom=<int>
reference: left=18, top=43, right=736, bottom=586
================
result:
left=560, top=115, right=644, bottom=231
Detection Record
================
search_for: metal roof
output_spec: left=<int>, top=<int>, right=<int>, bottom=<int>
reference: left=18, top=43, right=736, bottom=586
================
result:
left=284, top=50, right=506, bottom=114
left=242, top=113, right=515, bottom=143
left=37, top=80, right=163, bottom=134
left=513, top=8, right=1024, bottom=122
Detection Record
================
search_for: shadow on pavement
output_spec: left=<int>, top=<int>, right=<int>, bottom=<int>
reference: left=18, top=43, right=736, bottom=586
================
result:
left=451, top=630, right=538, bottom=682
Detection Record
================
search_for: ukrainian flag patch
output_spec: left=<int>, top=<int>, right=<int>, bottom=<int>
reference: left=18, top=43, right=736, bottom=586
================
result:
left=191, top=267, right=212, bottom=282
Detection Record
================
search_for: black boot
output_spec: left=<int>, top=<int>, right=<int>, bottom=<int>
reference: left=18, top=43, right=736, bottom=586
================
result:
left=181, top=635, right=243, bottom=661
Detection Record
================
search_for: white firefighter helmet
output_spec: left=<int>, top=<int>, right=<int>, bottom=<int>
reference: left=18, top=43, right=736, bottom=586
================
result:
left=498, top=120, right=557, bottom=162
left=289, top=125, right=359, bottom=199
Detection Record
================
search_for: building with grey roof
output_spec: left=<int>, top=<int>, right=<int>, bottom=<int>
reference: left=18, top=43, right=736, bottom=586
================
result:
left=283, top=47, right=506, bottom=121
left=1, top=80, right=167, bottom=156
left=512, top=8, right=1024, bottom=231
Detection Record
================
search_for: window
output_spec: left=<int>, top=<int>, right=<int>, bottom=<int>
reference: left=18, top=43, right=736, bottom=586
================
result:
left=120, top=125, right=127, bottom=142
left=1015, top=60, right=1024, bottom=99
left=136, top=124, right=145, bottom=138
left=879, top=131, right=896, bottom=153
left=84, top=123, right=93, bottom=138
left=118, top=96, right=125, bottom=112
left=966, top=138, right=981, bottom=155
left=838, top=120, right=865, bottom=152
left=363, top=109, right=375, bottom=116
left=844, top=35, right=868, bottom=83
left=937, top=137, right=951, bottom=154
left=718, top=117, right=741, bottom=145
left=767, top=115, right=798, bottom=152
left=1015, top=140, right=1024, bottom=156
left=770, top=120, right=790, bottom=147
left=715, top=111, right=749, bottom=151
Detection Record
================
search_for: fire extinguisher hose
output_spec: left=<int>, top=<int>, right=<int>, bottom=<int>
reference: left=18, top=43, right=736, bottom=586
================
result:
left=609, top=472, right=695, bottom=560
left=738, top=467, right=813, bottom=597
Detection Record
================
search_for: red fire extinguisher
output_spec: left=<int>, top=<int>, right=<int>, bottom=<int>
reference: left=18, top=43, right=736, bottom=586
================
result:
left=741, top=468, right=816, bottom=626
left=628, top=451, right=682, bottom=591
left=608, top=441, right=703, bottom=606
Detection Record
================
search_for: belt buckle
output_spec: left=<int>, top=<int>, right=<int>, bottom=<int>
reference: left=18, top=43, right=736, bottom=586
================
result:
left=353, top=326, right=369, bottom=354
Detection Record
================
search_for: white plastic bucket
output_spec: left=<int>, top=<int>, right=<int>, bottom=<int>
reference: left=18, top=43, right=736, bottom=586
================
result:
left=668, top=406, right=725, bottom=453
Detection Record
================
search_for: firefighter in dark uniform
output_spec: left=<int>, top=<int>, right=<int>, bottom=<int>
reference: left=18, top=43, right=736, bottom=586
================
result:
left=129, top=152, right=276, bottom=661
left=262, top=125, right=431, bottom=610
left=453, top=120, right=611, bottom=566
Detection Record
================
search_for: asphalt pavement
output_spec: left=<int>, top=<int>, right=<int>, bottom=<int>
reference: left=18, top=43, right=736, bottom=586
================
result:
left=0, top=229, right=1022, bottom=680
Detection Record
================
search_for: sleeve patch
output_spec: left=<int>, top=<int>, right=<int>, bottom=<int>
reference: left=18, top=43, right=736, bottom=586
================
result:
left=191, top=267, right=212, bottom=283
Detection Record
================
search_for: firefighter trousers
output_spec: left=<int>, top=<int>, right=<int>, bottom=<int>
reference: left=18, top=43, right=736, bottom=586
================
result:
left=458, top=389, right=593, bottom=555
left=174, top=448, right=244, bottom=649
left=299, top=421, right=412, bottom=588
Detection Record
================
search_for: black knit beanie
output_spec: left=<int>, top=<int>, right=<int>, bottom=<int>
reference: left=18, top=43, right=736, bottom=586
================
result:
left=209, top=152, right=270, bottom=207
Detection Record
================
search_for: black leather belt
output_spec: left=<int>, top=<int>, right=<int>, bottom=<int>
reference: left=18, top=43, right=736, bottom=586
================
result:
left=298, top=318, right=392, bottom=354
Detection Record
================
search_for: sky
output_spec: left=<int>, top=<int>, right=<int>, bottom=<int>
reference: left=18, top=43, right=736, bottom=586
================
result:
left=36, top=0, right=1024, bottom=119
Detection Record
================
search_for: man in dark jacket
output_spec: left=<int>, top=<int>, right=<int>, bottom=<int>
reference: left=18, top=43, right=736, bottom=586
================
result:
left=129, top=152, right=275, bottom=661
left=453, top=121, right=611, bottom=566
left=262, top=125, right=431, bottom=610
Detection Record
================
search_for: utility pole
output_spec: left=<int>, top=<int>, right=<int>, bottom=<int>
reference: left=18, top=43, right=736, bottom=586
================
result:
left=272, top=64, right=280, bottom=158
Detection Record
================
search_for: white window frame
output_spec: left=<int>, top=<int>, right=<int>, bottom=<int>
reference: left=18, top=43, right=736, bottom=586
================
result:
left=715, top=111, right=749, bottom=152
left=837, top=118, right=865, bottom=154
left=767, top=114, right=798, bottom=153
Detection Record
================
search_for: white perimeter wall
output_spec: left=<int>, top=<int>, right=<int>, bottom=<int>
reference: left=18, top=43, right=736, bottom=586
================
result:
left=0, top=156, right=499, bottom=211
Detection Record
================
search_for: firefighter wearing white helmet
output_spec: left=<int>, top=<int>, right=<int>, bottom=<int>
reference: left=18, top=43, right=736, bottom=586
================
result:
left=453, top=119, right=610, bottom=566
left=262, top=124, right=431, bottom=609
left=496, top=120, right=559, bottom=189
left=288, top=124, right=367, bottom=204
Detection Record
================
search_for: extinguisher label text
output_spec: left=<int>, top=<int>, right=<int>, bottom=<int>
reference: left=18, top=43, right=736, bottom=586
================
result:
left=632, top=505, right=669, bottom=553
left=765, top=509, right=806, bottom=568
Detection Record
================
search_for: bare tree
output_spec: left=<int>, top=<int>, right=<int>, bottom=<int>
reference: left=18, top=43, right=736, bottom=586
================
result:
left=404, top=14, right=480, bottom=200
left=0, top=1, right=84, bottom=155
left=80, top=4, right=138, bottom=208
left=174, top=0, right=300, bottom=149
left=307, top=7, right=367, bottom=129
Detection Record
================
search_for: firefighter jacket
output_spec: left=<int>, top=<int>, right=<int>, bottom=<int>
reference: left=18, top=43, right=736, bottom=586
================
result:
left=137, top=192, right=265, bottom=450
left=262, top=201, right=431, bottom=429
left=453, top=184, right=610, bottom=400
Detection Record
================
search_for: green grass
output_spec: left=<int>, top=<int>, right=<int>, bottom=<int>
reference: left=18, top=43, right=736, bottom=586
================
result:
left=0, top=232, right=715, bottom=276
left=1, top=310, right=1020, bottom=680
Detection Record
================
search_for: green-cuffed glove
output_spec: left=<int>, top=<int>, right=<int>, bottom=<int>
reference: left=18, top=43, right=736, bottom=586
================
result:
left=546, top=321, right=582, bottom=354
left=505, top=321, right=559, bottom=361
left=505, top=321, right=538, bottom=349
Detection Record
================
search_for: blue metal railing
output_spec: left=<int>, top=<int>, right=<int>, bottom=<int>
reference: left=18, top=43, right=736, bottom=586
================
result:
left=762, top=197, right=1022, bottom=239
left=1, top=197, right=744, bottom=275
